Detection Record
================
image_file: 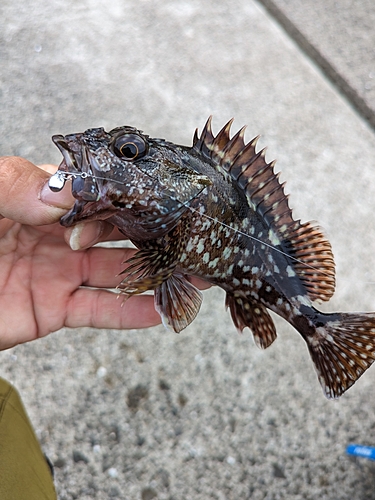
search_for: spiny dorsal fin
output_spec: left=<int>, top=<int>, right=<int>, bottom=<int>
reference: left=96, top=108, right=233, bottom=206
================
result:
left=193, top=117, right=336, bottom=302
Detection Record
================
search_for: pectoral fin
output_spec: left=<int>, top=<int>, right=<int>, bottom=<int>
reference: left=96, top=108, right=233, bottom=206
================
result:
left=118, top=222, right=189, bottom=295
left=117, top=246, right=176, bottom=294
left=155, top=274, right=203, bottom=333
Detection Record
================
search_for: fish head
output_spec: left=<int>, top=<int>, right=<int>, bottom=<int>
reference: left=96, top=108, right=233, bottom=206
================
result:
left=50, top=126, right=211, bottom=238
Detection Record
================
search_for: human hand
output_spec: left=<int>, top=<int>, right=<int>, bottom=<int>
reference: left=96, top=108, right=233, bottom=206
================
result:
left=0, top=156, right=161, bottom=350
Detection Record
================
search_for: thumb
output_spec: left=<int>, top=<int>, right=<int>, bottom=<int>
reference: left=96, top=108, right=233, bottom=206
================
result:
left=0, top=156, right=74, bottom=225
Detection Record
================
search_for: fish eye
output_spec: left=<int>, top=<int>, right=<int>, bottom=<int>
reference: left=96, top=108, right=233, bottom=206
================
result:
left=112, top=134, right=147, bottom=160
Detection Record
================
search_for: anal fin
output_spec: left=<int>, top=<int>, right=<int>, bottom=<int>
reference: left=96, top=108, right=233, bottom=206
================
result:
left=154, top=274, right=203, bottom=333
left=226, top=294, right=277, bottom=349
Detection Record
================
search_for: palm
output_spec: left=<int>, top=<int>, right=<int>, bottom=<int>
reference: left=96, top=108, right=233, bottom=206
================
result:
left=0, top=220, right=160, bottom=350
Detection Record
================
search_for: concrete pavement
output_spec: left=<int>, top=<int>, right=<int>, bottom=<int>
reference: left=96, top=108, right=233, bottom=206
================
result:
left=259, top=0, right=375, bottom=129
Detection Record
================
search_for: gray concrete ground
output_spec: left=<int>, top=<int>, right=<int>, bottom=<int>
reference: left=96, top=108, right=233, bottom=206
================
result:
left=259, top=0, right=375, bottom=129
left=1, top=0, right=375, bottom=498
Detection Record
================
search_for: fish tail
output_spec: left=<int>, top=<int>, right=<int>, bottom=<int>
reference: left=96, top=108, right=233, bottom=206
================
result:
left=304, top=313, right=375, bottom=399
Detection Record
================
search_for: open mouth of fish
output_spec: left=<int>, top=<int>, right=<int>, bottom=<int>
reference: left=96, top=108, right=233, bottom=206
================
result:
left=48, top=134, right=116, bottom=226
left=50, top=135, right=101, bottom=200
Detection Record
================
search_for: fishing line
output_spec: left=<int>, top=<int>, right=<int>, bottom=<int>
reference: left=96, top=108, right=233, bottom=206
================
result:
left=51, top=170, right=374, bottom=285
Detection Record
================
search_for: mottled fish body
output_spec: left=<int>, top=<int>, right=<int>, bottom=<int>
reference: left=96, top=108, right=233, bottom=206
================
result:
left=50, top=118, right=375, bottom=398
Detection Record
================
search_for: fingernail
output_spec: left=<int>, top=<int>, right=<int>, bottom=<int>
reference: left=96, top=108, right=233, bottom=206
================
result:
left=69, top=221, right=104, bottom=250
left=40, top=179, right=75, bottom=209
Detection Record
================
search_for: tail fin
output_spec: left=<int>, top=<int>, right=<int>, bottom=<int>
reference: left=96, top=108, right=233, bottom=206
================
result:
left=305, top=313, right=375, bottom=399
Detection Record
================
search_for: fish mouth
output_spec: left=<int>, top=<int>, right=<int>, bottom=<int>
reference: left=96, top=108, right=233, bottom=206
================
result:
left=51, top=135, right=113, bottom=227
left=52, top=135, right=99, bottom=198
left=52, top=135, right=80, bottom=172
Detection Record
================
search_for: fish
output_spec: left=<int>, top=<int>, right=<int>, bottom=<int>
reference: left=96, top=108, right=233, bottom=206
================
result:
left=49, top=117, right=375, bottom=399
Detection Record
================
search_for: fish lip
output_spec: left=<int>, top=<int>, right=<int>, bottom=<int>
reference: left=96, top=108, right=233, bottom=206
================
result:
left=52, top=135, right=79, bottom=171
left=60, top=200, right=113, bottom=227
left=52, top=135, right=95, bottom=179
left=52, top=135, right=95, bottom=178
left=52, top=134, right=101, bottom=200
left=53, top=135, right=110, bottom=228
left=60, top=200, right=85, bottom=227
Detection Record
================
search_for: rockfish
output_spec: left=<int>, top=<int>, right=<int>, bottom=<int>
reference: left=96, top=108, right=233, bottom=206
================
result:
left=49, top=117, right=375, bottom=399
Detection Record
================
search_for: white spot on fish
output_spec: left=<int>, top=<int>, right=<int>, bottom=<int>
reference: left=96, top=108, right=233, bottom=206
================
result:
left=295, top=295, right=311, bottom=307
left=203, top=252, right=210, bottom=264
left=268, top=230, right=280, bottom=246
left=286, top=266, right=296, bottom=277
left=308, top=326, right=334, bottom=347
left=223, top=247, right=232, bottom=260
left=208, top=257, right=219, bottom=268
left=201, top=220, right=212, bottom=231
left=186, top=235, right=199, bottom=252
left=196, top=239, right=205, bottom=254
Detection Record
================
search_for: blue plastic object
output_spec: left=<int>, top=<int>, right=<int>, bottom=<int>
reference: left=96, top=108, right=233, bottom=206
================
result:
left=346, top=445, right=375, bottom=460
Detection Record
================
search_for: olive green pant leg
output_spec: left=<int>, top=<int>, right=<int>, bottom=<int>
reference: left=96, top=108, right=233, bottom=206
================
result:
left=0, top=377, right=57, bottom=500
